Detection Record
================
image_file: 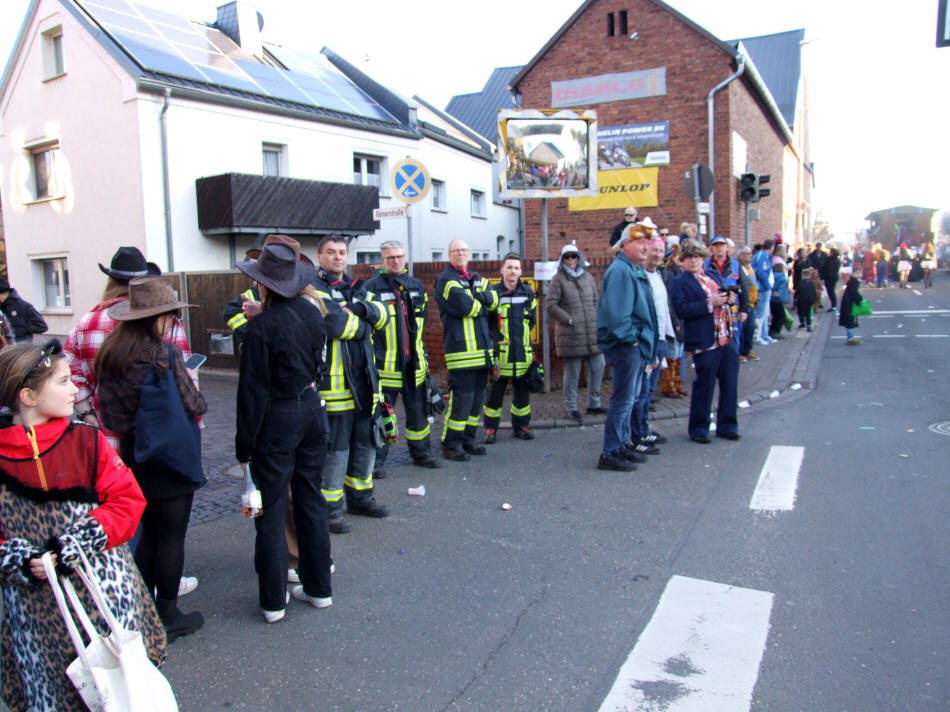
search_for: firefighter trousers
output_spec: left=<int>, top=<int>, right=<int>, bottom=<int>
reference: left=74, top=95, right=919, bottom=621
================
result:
left=482, top=375, right=531, bottom=431
left=321, top=409, right=376, bottom=515
left=441, top=368, right=488, bottom=449
left=376, top=382, right=431, bottom=467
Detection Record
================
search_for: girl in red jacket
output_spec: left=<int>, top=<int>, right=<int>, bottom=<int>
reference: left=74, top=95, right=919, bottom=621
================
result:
left=0, top=339, right=165, bottom=712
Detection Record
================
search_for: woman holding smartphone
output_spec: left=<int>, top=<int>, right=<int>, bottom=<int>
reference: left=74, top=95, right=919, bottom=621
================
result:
left=95, top=276, right=206, bottom=642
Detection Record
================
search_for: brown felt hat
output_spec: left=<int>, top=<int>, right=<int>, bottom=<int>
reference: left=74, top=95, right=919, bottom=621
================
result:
left=107, top=277, right=195, bottom=321
left=236, top=236, right=315, bottom=298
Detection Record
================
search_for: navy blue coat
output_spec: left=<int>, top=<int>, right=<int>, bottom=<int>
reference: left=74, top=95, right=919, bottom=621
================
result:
left=669, top=272, right=716, bottom=352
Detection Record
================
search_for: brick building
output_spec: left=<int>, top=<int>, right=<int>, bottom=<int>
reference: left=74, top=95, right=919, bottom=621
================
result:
left=496, top=0, right=813, bottom=260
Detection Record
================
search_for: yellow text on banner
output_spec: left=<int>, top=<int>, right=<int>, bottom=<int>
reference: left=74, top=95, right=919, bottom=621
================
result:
left=568, top=167, right=658, bottom=211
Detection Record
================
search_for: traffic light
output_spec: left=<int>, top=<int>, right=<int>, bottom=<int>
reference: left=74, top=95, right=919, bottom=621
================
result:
left=739, top=173, right=757, bottom=202
left=739, top=173, right=772, bottom=202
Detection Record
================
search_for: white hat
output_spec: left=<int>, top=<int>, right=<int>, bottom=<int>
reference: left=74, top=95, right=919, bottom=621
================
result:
left=639, top=216, right=658, bottom=233
left=560, top=243, right=581, bottom=259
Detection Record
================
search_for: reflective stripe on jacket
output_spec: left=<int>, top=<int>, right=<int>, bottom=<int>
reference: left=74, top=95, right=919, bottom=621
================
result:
left=434, top=265, right=498, bottom=371
left=492, top=280, right=536, bottom=378
left=363, top=271, right=429, bottom=389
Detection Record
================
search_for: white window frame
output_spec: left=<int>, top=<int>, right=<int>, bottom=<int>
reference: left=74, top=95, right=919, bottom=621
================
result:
left=32, top=256, right=71, bottom=312
left=42, top=27, right=65, bottom=80
left=353, top=154, right=386, bottom=195
left=431, top=178, right=446, bottom=212
left=23, top=139, right=63, bottom=202
left=262, top=142, right=287, bottom=177
left=470, top=189, right=486, bottom=218
left=431, top=249, right=444, bottom=261
left=355, top=251, right=381, bottom=265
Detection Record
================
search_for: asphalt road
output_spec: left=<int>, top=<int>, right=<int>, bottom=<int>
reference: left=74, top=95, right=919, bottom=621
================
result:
left=5, top=274, right=949, bottom=712
left=149, top=274, right=950, bottom=711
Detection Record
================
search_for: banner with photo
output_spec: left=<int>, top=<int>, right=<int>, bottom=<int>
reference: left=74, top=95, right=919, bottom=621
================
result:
left=598, top=122, right=669, bottom=169
left=568, top=167, right=658, bottom=211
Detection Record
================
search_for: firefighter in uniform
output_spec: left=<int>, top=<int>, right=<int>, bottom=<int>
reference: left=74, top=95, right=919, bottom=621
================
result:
left=222, top=284, right=261, bottom=342
left=483, top=253, right=537, bottom=443
left=363, top=240, right=440, bottom=473
left=312, top=235, right=389, bottom=534
left=434, top=238, right=498, bottom=461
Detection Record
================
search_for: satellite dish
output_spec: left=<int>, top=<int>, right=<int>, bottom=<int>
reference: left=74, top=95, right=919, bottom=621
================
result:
left=256, top=11, right=264, bottom=31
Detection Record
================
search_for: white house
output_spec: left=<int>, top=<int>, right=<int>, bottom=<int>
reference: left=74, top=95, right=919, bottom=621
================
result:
left=0, top=0, right=520, bottom=336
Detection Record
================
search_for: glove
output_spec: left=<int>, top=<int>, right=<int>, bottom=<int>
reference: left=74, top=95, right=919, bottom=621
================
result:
left=0, top=537, right=40, bottom=585
left=49, top=515, right=108, bottom=573
left=347, top=301, right=369, bottom=319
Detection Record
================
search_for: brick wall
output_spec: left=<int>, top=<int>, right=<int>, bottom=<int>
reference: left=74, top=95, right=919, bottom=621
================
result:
left=513, top=0, right=788, bottom=259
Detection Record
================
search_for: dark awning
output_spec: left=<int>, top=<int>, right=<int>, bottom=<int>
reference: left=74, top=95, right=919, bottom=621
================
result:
left=196, top=173, right=380, bottom=236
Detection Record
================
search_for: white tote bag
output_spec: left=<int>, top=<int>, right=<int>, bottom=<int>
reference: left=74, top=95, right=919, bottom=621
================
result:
left=42, top=548, right=179, bottom=712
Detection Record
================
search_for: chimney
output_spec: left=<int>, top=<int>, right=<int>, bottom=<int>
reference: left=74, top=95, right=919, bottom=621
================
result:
left=215, top=2, right=263, bottom=57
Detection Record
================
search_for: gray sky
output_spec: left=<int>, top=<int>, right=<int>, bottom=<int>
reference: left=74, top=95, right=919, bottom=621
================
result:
left=2, top=0, right=947, bottom=239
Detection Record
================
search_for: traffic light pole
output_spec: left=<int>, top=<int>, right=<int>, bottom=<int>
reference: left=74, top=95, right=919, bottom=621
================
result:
left=745, top=201, right=751, bottom=247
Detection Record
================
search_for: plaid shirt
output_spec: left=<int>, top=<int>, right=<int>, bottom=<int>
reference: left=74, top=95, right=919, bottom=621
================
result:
left=64, top=298, right=192, bottom=444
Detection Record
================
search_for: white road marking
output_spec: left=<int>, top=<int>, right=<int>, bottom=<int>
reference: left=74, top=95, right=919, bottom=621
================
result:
left=830, top=335, right=846, bottom=339
left=912, top=289, right=923, bottom=296
left=872, top=334, right=905, bottom=338
left=749, top=445, right=804, bottom=512
left=871, top=309, right=950, bottom=315
left=599, top=576, right=773, bottom=712
left=915, top=334, right=949, bottom=338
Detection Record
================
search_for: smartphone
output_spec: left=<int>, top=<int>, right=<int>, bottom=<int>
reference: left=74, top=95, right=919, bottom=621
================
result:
left=184, top=353, right=207, bottom=370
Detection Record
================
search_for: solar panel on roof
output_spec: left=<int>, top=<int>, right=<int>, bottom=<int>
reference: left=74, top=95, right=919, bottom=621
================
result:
left=75, top=0, right=399, bottom=124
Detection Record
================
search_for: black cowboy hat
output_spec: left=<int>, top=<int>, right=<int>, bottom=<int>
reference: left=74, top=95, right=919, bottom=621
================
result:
left=236, top=236, right=314, bottom=298
left=98, top=246, right=161, bottom=280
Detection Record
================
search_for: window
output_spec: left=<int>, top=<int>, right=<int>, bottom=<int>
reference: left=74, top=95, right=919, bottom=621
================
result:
left=619, top=11, right=628, bottom=36
left=607, top=13, right=615, bottom=37
left=356, top=251, right=381, bottom=265
left=353, top=154, right=383, bottom=190
left=29, top=143, right=61, bottom=200
left=262, top=142, right=286, bottom=177
left=431, top=179, right=446, bottom=211
left=431, top=250, right=444, bottom=261
left=470, top=189, right=485, bottom=218
left=42, top=27, right=64, bottom=79
left=38, top=257, right=70, bottom=309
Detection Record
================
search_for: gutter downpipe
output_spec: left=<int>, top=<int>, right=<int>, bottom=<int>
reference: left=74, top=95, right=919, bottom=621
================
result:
left=706, top=54, right=745, bottom=241
left=159, top=87, right=175, bottom=272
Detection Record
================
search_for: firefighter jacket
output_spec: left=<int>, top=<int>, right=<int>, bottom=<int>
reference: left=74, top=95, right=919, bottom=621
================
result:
left=491, top=280, right=536, bottom=378
left=311, top=269, right=387, bottom=414
left=434, top=264, right=498, bottom=371
left=222, top=285, right=261, bottom=337
left=363, top=270, right=429, bottom=390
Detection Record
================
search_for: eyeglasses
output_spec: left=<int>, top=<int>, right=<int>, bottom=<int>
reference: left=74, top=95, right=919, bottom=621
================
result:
left=624, top=213, right=637, bottom=218
left=563, top=254, right=580, bottom=260
left=449, top=248, right=470, bottom=254
left=659, top=231, right=669, bottom=236
left=383, top=255, right=406, bottom=261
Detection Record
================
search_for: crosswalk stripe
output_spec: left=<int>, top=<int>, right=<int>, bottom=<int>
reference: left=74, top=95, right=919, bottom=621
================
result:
left=868, top=309, right=950, bottom=315
left=598, top=576, right=774, bottom=712
left=872, top=334, right=905, bottom=338
left=750, top=445, right=804, bottom=511
left=912, top=289, right=923, bottom=296
left=915, top=334, right=949, bottom=338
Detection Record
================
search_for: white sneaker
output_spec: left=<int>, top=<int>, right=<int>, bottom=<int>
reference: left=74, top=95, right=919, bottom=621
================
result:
left=287, top=569, right=300, bottom=584
left=178, top=576, right=198, bottom=596
left=291, top=585, right=332, bottom=609
left=262, top=592, right=290, bottom=624
left=756, top=338, right=770, bottom=346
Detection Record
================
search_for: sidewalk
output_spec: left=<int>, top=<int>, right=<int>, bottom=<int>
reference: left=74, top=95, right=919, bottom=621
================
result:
left=192, top=307, right=834, bottom=525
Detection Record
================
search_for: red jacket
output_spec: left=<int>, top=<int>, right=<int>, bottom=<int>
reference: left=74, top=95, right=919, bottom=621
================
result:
left=0, top=418, right=145, bottom=548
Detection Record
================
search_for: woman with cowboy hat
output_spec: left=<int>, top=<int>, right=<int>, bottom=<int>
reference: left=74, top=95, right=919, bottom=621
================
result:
left=94, top=276, right=206, bottom=641
left=234, top=236, right=334, bottom=624
left=64, top=246, right=193, bottom=449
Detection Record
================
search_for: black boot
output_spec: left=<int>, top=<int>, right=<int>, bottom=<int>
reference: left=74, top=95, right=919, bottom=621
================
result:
left=155, top=596, right=203, bottom=643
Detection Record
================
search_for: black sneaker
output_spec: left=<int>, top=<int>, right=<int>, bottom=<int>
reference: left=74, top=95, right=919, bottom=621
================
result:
left=634, top=442, right=660, bottom=455
left=564, top=410, right=584, bottom=422
left=598, top=452, right=637, bottom=472
left=372, top=467, right=386, bottom=480
left=412, top=455, right=441, bottom=468
left=513, top=428, right=535, bottom=440
left=348, top=498, right=389, bottom=518
left=586, top=406, right=607, bottom=415
left=620, top=444, right=647, bottom=463
left=442, top=446, right=470, bottom=462
left=641, top=432, right=667, bottom=444
left=463, top=443, right=487, bottom=456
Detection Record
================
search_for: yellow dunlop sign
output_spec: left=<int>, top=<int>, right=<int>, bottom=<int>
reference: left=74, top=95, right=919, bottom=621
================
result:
left=568, top=167, right=658, bottom=211
left=390, top=158, right=431, bottom=204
